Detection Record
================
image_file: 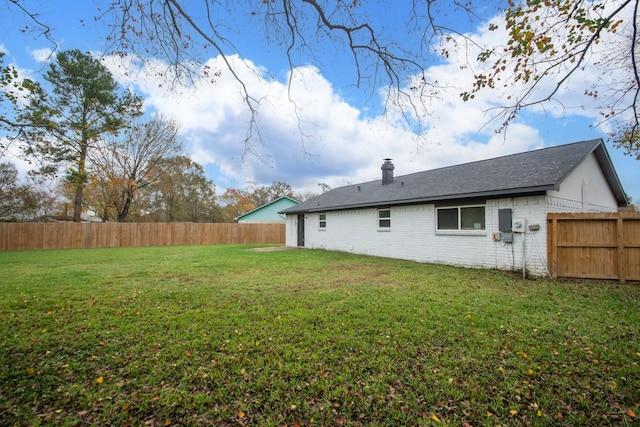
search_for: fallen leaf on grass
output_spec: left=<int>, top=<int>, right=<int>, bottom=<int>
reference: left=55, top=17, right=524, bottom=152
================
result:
left=238, top=411, right=245, bottom=419
left=96, top=376, right=104, bottom=384
left=430, top=413, right=441, bottom=422
left=510, top=409, right=518, bottom=415
left=627, top=409, right=636, bottom=418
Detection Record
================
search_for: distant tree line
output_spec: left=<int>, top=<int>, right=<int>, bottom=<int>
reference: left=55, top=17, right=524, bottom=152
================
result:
left=1, top=157, right=323, bottom=223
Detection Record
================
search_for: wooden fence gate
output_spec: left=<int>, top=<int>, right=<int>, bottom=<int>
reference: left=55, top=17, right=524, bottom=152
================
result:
left=547, top=212, right=640, bottom=283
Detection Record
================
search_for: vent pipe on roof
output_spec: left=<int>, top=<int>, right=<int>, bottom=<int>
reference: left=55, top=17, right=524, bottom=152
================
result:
left=381, top=158, right=394, bottom=185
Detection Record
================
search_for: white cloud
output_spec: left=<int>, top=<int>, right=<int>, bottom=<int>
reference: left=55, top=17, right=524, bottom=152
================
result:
left=30, top=48, right=54, bottom=63
left=101, top=51, right=547, bottom=194
left=99, top=3, right=638, bottom=197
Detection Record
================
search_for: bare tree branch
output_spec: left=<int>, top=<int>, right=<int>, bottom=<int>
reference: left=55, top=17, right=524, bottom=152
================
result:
left=7, top=0, right=58, bottom=54
left=5, top=0, right=640, bottom=157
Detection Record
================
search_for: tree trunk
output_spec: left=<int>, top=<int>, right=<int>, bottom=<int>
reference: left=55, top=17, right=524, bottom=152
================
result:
left=117, top=190, right=133, bottom=222
left=73, top=140, right=89, bottom=222
left=73, top=185, right=83, bottom=222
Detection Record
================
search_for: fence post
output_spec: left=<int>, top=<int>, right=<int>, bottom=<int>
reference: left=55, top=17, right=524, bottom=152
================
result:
left=617, top=216, right=626, bottom=284
left=550, top=217, right=558, bottom=279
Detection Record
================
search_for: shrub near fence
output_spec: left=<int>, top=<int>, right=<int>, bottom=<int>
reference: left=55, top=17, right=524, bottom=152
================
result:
left=0, top=222, right=285, bottom=251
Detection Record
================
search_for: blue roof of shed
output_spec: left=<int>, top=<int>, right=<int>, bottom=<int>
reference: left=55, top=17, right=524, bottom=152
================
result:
left=235, top=196, right=300, bottom=221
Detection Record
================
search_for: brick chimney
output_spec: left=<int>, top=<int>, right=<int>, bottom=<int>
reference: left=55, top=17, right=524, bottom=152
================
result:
left=381, top=158, right=394, bottom=185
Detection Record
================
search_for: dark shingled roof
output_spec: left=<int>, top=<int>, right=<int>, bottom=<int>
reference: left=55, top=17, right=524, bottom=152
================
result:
left=281, top=139, right=628, bottom=214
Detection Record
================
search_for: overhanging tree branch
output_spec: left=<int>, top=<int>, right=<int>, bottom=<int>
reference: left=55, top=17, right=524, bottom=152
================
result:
left=5, top=0, right=640, bottom=158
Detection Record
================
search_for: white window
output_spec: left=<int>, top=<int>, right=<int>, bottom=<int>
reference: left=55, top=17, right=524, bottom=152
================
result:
left=319, top=213, right=327, bottom=229
left=378, top=208, right=391, bottom=230
left=437, top=205, right=485, bottom=231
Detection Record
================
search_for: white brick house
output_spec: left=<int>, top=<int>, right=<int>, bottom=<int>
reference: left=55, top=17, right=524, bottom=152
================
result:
left=280, top=139, right=628, bottom=276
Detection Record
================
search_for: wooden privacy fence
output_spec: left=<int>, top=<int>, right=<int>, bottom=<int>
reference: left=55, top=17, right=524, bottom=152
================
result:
left=0, top=222, right=285, bottom=251
left=547, top=212, right=640, bottom=283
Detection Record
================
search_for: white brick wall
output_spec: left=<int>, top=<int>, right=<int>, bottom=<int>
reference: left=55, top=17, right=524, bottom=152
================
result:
left=286, top=196, right=549, bottom=276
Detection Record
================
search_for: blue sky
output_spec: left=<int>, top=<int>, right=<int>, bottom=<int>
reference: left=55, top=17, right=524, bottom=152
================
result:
left=1, top=0, right=638, bottom=204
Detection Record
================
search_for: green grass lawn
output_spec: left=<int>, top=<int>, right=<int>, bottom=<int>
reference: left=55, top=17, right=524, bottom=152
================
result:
left=1, top=245, right=638, bottom=426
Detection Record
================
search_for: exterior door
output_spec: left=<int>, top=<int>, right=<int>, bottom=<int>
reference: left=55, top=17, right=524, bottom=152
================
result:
left=297, top=214, right=305, bottom=247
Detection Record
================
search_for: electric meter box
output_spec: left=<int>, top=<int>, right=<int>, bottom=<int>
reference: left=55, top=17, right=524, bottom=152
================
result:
left=512, top=218, right=526, bottom=233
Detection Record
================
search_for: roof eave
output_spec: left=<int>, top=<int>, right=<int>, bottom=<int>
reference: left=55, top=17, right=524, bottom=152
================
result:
left=592, top=143, right=629, bottom=207
left=283, top=186, right=552, bottom=214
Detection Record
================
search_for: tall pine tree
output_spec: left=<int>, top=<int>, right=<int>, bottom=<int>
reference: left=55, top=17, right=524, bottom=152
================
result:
left=21, top=50, right=142, bottom=221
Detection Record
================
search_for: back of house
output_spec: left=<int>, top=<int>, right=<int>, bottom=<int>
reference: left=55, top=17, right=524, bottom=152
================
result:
left=279, top=139, right=628, bottom=276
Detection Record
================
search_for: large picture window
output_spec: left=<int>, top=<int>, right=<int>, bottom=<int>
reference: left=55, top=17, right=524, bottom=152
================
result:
left=437, top=205, right=485, bottom=231
left=378, top=208, right=391, bottom=230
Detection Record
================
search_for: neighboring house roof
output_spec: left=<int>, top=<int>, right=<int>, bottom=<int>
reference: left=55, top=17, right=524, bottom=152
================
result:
left=235, top=196, right=300, bottom=222
left=281, top=139, right=628, bottom=214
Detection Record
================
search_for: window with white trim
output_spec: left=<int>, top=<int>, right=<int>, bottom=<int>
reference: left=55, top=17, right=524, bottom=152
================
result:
left=437, top=205, right=485, bottom=231
left=378, top=208, right=391, bottom=230
left=318, top=213, right=327, bottom=229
